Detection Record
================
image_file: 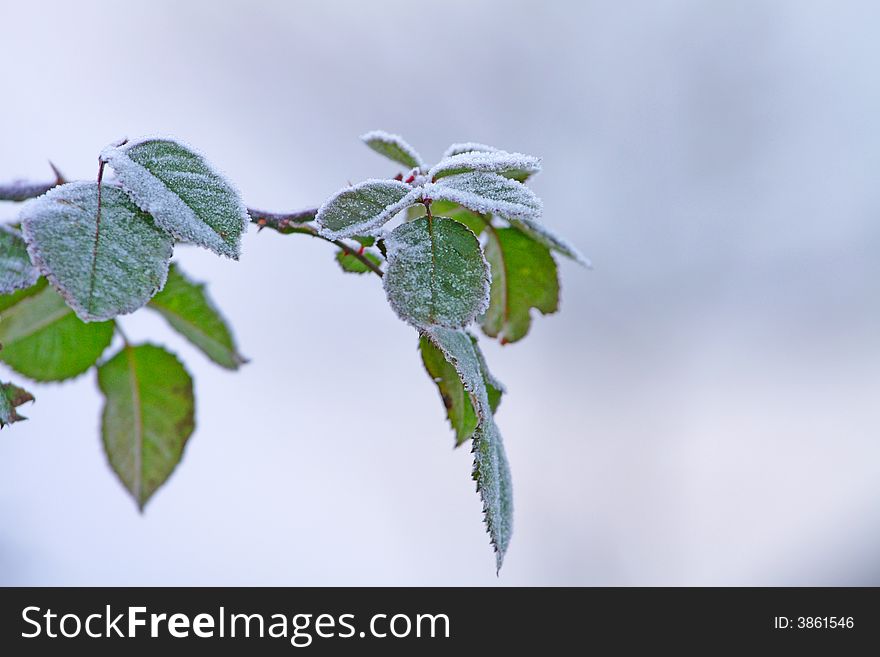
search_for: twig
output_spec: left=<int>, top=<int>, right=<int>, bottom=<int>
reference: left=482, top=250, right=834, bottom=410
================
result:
left=0, top=175, right=384, bottom=277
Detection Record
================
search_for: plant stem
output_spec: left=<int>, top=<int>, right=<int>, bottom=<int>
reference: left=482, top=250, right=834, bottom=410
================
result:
left=0, top=177, right=384, bottom=278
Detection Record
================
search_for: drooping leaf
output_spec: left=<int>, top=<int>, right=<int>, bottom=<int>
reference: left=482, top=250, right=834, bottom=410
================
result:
left=147, top=264, right=245, bottom=370
left=0, top=226, right=39, bottom=294
left=421, top=326, right=512, bottom=569
left=472, top=417, right=513, bottom=571
left=510, top=217, right=591, bottom=267
left=334, top=249, right=382, bottom=275
left=0, top=282, right=114, bottom=381
left=482, top=227, right=559, bottom=344
left=0, top=381, right=34, bottom=427
left=420, top=332, right=502, bottom=446
left=420, top=336, right=478, bottom=446
left=97, top=344, right=195, bottom=510
left=19, top=182, right=174, bottom=322
left=361, top=130, right=424, bottom=170
left=100, top=138, right=249, bottom=259
left=315, top=179, right=420, bottom=240
left=427, top=172, right=542, bottom=221
left=429, top=150, right=541, bottom=180
left=384, top=217, right=489, bottom=329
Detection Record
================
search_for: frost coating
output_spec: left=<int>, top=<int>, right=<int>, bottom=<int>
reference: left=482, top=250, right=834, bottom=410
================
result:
left=361, top=130, right=424, bottom=170
left=0, top=381, right=33, bottom=427
left=0, top=226, right=39, bottom=294
left=429, top=150, right=542, bottom=179
left=421, top=326, right=512, bottom=569
left=100, top=137, right=249, bottom=259
left=315, top=179, right=421, bottom=240
left=442, top=142, right=499, bottom=158
left=427, top=172, right=542, bottom=220
left=384, top=217, right=490, bottom=329
left=511, top=218, right=591, bottom=267
left=20, top=182, right=173, bottom=322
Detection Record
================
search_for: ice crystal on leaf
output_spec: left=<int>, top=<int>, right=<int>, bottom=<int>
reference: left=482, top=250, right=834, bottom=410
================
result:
left=429, top=150, right=542, bottom=180
left=315, top=179, right=421, bottom=240
left=427, top=172, right=542, bottom=220
left=361, top=130, right=424, bottom=170
left=20, top=182, right=173, bottom=322
left=0, top=226, right=39, bottom=294
left=383, top=217, right=490, bottom=329
left=100, top=138, right=249, bottom=259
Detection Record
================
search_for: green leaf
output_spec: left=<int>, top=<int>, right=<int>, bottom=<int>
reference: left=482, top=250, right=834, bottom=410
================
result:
left=315, top=179, right=420, bottom=240
left=429, top=150, right=541, bottom=180
left=147, top=264, right=245, bottom=370
left=420, top=333, right=502, bottom=446
left=351, top=235, right=376, bottom=247
left=334, top=249, right=382, bottom=275
left=482, top=227, right=559, bottom=344
left=510, top=218, right=591, bottom=267
left=427, top=172, right=542, bottom=220
left=0, top=226, right=39, bottom=294
left=19, top=182, right=174, bottom=322
left=421, top=326, right=512, bottom=570
left=0, top=381, right=34, bottom=428
left=97, top=344, right=195, bottom=510
left=100, top=138, right=249, bottom=259
left=361, top=130, right=424, bottom=170
left=384, top=217, right=489, bottom=329
left=0, top=282, right=114, bottom=381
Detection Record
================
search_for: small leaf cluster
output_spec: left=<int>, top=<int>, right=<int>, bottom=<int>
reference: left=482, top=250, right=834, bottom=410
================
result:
left=0, top=137, right=247, bottom=510
left=315, top=131, right=587, bottom=568
left=0, top=131, right=586, bottom=571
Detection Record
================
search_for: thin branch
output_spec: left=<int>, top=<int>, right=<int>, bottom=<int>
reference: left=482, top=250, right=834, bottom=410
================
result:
left=0, top=174, right=384, bottom=277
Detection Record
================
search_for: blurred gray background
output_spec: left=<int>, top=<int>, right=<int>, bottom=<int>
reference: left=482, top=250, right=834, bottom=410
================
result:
left=2, top=0, right=880, bottom=585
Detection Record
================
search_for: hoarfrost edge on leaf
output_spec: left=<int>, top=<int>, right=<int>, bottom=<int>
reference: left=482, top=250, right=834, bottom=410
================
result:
left=429, top=150, right=542, bottom=180
left=427, top=172, right=542, bottom=220
left=100, top=137, right=250, bottom=259
left=361, top=130, right=424, bottom=170
left=383, top=217, right=490, bottom=329
left=315, top=178, right=421, bottom=240
left=19, top=182, right=174, bottom=322
left=0, top=225, right=39, bottom=294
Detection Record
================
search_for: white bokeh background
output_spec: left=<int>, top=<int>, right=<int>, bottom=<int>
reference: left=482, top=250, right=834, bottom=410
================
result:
left=2, top=0, right=880, bottom=585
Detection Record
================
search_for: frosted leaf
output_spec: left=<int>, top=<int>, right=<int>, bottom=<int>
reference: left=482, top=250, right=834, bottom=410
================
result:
left=316, top=179, right=420, bottom=240
left=473, top=417, right=513, bottom=570
left=426, top=172, right=542, bottom=221
left=361, top=130, right=424, bottom=170
left=384, top=217, right=489, bottom=329
left=20, top=182, right=173, bottom=322
left=429, top=150, right=542, bottom=180
left=100, top=137, right=249, bottom=259
left=421, top=326, right=512, bottom=568
left=420, top=331, right=503, bottom=446
left=0, top=226, right=39, bottom=294
left=510, top=217, right=591, bottom=267
left=442, top=142, right=499, bottom=158
left=98, top=343, right=194, bottom=510
left=148, top=263, right=246, bottom=370
left=0, top=380, right=34, bottom=427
